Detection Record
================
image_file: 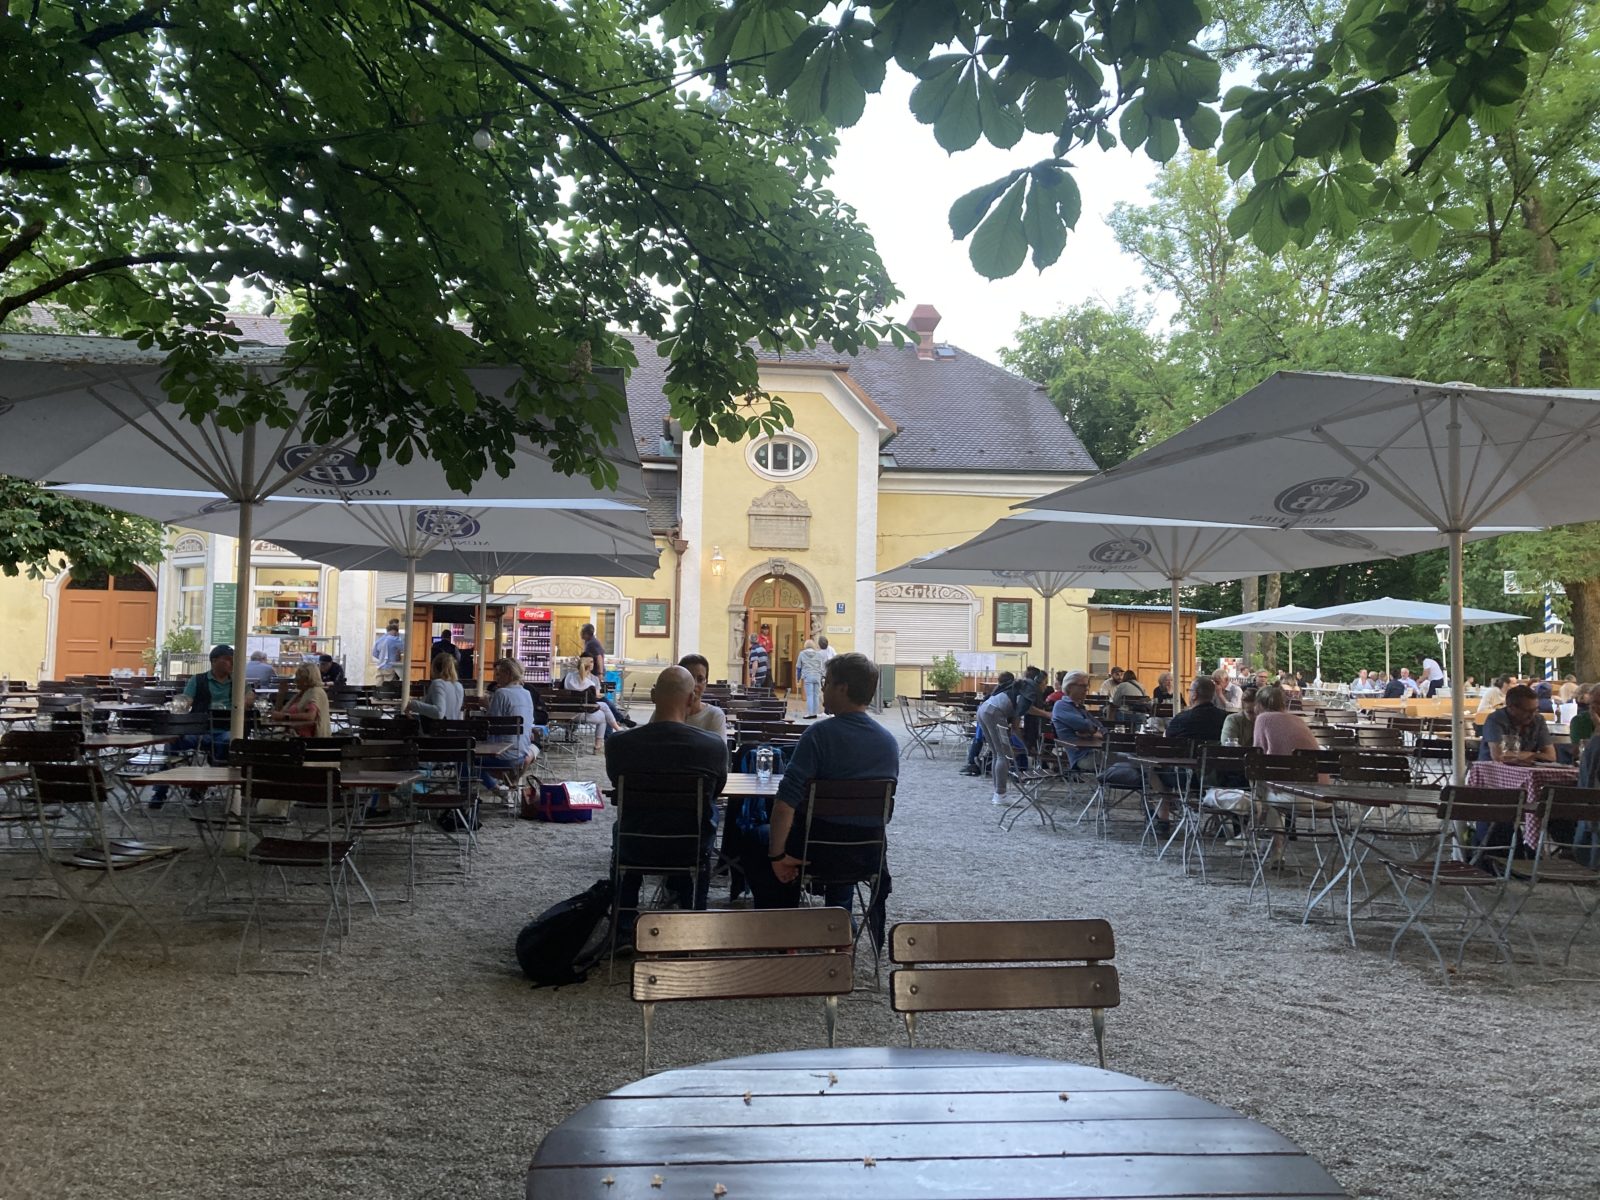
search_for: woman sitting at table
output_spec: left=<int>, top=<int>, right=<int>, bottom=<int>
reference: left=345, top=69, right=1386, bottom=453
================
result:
left=409, top=651, right=464, bottom=722
left=561, top=655, right=622, bottom=748
left=1251, top=684, right=1325, bottom=863
left=481, top=657, right=538, bottom=795
left=1476, top=674, right=1509, bottom=715
left=266, top=663, right=330, bottom=738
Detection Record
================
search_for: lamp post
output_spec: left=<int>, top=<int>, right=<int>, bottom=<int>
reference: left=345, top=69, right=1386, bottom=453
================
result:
left=1311, top=630, right=1324, bottom=687
left=1433, top=621, right=1451, bottom=698
left=709, top=546, right=725, bottom=577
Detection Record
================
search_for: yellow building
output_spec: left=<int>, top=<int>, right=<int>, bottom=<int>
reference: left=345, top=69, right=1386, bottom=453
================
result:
left=0, top=306, right=1099, bottom=689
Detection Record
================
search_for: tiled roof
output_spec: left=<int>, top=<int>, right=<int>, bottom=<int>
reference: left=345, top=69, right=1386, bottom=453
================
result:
left=163, top=315, right=1097, bottom=475
left=615, top=333, right=1097, bottom=473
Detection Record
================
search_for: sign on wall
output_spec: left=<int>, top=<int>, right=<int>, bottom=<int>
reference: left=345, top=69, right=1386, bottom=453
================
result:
left=210, top=583, right=237, bottom=645
left=635, top=599, right=671, bottom=638
left=992, top=597, right=1033, bottom=646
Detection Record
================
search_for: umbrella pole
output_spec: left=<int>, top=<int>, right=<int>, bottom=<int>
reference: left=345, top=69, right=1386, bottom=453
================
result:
left=1446, top=399, right=1468, bottom=785
left=477, top=576, right=489, bottom=690
left=230, top=429, right=256, bottom=744
left=1042, top=590, right=1052, bottom=680
left=1286, top=632, right=1294, bottom=678
left=402, top=554, right=417, bottom=698
left=1449, top=535, right=1467, bottom=780
left=1383, top=630, right=1392, bottom=680
left=1169, top=578, right=1184, bottom=712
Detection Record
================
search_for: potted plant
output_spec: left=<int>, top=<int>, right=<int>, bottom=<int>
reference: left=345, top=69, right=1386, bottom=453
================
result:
left=927, top=651, right=963, bottom=694
left=142, top=624, right=205, bottom=680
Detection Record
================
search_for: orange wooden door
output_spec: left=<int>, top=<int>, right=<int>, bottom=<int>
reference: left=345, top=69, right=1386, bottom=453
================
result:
left=54, top=571, right=157, bottom=677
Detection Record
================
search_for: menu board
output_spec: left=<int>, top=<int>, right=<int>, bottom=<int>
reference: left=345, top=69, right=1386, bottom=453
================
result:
left=635, top=599, right=670, bottom=638
left=992, top=598, right=1032, bottom=645
left=210, top=583, right=238, bottom=644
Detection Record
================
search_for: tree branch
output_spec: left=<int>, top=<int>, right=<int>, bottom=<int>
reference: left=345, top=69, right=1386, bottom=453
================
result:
left=0, top=250, right=203, bottom=321
left=0, top=219, right=46, bottom=272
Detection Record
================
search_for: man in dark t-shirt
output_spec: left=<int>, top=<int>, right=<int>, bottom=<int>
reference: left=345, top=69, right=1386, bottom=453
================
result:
left=605, top=666, right=727, bottom=927
left=1165, top=676, right=1228, bottom=743
left=581, top=622, right=633, bottom=726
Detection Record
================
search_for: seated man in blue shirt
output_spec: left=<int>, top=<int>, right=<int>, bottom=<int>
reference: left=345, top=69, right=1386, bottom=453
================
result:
left=760, top=653, right=899, bottom=946
left=1049, top=671, right=1104, bottom=771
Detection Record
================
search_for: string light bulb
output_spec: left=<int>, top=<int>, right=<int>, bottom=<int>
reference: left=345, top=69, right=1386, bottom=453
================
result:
left=472, top=125, right=494, bottom=151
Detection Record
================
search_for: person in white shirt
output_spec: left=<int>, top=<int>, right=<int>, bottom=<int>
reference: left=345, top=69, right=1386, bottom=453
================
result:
left=816, top=634, right=837, bottom=662
left=1350, top=668, right=1371, bottom=694
left=677, top=653, right=728, bottom=741
left=1419, top=657, right=1446, bottom=697
left=1397, top=667, right=1420, bottom=697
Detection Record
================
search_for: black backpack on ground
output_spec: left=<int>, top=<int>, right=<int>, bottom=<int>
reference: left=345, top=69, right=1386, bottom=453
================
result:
left=514, top=878, right=615, bottom=987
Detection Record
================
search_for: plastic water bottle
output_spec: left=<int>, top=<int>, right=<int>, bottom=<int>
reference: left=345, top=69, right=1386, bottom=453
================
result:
left=755, top=745, right=773, bottom=784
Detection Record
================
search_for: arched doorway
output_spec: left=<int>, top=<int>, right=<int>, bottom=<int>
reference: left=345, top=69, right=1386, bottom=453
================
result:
left=744, top=572, right=811, bottom=691
left=54, top=569, right=158, bottom=677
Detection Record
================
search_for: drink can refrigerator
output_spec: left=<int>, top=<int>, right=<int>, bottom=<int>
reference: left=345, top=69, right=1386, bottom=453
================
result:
left=515, top=608, right=555, bottom=684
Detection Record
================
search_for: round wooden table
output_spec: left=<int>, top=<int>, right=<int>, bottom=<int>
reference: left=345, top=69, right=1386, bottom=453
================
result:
left=525, top=1047, right=1347, bottom=1198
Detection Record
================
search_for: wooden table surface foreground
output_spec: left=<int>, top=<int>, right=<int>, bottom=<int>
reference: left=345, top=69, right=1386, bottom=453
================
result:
left=526, top=1048, right=1348, bottom=1199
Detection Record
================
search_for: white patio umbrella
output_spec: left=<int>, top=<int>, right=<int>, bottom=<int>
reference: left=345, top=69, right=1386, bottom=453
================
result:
left=51, top=489, right=658, bottom=689
left=1285, top=596, right=1526, bottom=681
left=1195, top=604, right=1344, bottom=679
left=1023, top=370, right=1584, bottom=778
left=0, top=332, right=646, bottom=737
left=873, top=513, right=1466, bottom=709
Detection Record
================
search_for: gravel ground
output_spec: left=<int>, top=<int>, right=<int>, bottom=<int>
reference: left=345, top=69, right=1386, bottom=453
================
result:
left=1, top=710, right=1596, bottom=1200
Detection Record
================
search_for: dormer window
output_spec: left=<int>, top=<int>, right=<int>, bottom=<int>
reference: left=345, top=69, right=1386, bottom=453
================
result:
left=747, top=433, right=817, bottom=481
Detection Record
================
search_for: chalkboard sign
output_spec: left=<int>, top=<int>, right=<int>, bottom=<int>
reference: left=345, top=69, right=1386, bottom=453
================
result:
left=210, top=582, right=238, bottom=645
left=635, top=598, right=670, bottom=638
left=992, top=597, right=1032, bottom=646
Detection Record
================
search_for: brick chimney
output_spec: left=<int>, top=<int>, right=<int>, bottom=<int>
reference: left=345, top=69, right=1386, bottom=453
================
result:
left=907, top=304, right=941, bottom=360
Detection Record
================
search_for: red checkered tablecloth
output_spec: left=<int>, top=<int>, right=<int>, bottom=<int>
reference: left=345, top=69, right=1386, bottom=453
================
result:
left=1466, top=760, right=1577, bottom=845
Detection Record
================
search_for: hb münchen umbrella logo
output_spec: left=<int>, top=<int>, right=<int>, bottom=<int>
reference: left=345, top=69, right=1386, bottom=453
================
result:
left=1273, top=477, right=1368, bottom=517
left=1089, top=537, right=1152, bottom=565
left=278, top=445, right=379, bottom=487
left=416, top=508, right=482, bottom=540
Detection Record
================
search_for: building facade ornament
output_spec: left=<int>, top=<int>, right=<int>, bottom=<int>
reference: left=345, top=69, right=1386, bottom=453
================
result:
left=875, top=582, right=979, bottom=604
left=747, top=485, right=811, bottom=550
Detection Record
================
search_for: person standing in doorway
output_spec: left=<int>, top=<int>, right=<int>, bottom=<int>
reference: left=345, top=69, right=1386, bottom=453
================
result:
left=747, top=634, right=771, bottom=690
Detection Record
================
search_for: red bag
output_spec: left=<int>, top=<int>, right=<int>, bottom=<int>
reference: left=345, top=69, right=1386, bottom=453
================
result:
left=524, top=780, right=603, bottom=823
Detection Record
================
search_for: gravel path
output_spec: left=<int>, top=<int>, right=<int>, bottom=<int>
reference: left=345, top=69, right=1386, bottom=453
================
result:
left=1, top=713, right=1595, bottom=1199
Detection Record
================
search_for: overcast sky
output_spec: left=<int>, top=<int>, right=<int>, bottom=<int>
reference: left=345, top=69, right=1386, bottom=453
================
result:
left=831, top=71, right=1164, bottom=364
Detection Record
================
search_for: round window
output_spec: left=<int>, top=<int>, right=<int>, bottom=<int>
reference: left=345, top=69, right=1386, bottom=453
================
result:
left=747, top=433, right=817, bottom=481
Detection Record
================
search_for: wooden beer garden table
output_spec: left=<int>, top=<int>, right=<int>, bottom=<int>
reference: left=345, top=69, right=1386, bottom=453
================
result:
left=525, top=1048, right=1348, bottom=1198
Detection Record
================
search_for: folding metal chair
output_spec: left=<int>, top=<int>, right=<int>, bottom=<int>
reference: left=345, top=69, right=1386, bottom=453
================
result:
left=1243, top=753, right=1325, bottom=916
left=897, top=695, right=942, bottom=760
left=609, top=773, right=713, bottom=975
left=1504, top=786, right=1600, bottom=966
left=1371, top=785, right=1526, bottom=977
left=411, top=736, right=479, bottom=877
left=237, top=763, right=358, bottom=975
left=26, top=762, right=186, bottom=981
left=798, top=779, right=895, bottom=979
left=889, top=918, right=1120, bottom=1067
left=631, top=907, right=853, bottom=1073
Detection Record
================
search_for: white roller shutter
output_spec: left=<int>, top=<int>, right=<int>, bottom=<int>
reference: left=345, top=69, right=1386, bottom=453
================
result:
left=876, top=601, right=973, bottom=664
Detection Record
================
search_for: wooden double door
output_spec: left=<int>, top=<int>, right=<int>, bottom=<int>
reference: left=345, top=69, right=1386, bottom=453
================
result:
left=54, top=570, right=158, bottom=677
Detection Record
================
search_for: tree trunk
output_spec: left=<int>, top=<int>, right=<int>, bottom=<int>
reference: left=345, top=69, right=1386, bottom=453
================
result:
left=1262, top=572, right=1282, bottom=673
left=1239, top=574, right=1260, bottom=670
left=1566, top=577, right=1600, bottom=680
left=1518, top=190, right=1570, bottom=386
